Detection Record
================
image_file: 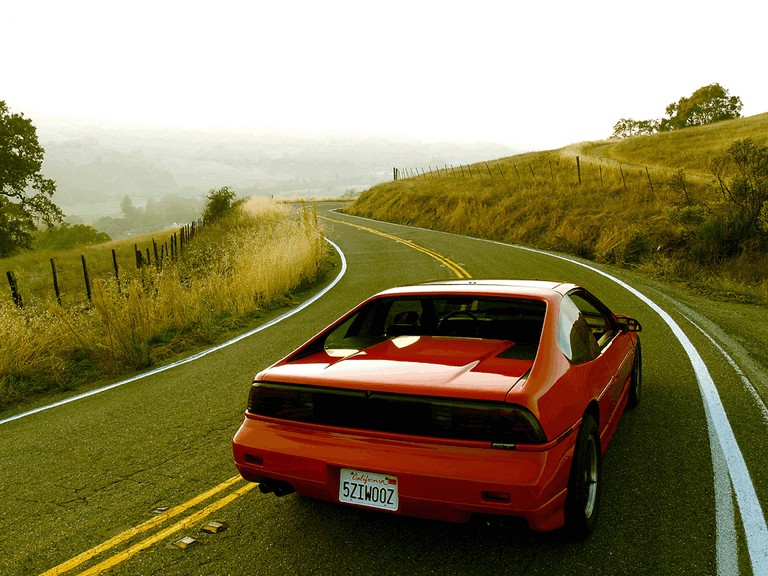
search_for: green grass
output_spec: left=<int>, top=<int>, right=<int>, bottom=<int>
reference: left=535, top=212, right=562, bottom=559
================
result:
left=345, top=113, right=768, bottom=304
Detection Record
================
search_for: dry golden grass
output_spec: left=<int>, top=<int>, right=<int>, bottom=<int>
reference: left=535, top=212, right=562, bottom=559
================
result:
left=582, top=112, right=768, bottom=173
left=0, top=198, right=328, bottom=410
left=346, top=113, right=768, bottom=303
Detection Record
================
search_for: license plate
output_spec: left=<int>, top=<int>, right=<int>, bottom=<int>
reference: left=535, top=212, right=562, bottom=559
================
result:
left=339, top=468, right=399, bottom=511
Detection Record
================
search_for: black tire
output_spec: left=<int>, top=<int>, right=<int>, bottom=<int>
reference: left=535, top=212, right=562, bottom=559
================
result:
left=564, top=413, right=601, bottom=538
left=627, top=338, right=642, bottom=409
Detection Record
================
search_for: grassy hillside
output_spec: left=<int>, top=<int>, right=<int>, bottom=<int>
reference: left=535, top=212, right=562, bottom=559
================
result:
left=0, top=198, right=330, bottom=412
left=345, top=113, right=768, bottom=303
left=579, top=113, right=768, bottom=173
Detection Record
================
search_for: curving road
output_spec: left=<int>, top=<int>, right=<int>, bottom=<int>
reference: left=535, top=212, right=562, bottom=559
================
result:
left=1, top=203, right=766, bottom=575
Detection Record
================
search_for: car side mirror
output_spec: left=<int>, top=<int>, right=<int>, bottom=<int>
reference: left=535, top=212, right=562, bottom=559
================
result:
left=617, top=315, right=642, bottom=332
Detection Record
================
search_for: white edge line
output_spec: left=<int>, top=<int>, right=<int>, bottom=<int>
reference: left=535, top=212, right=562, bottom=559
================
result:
left=331, top=211, right=768, bottom=574
left=710, top=402, right=739, bottom=576
left=0, top=238, right=347, bottom=426
left=685, top=315, right=768, bottom=425
left=505, top=243, right=767, bottom=576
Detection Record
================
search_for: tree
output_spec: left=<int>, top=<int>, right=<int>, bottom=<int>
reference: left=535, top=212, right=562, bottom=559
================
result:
left=0, top=101, right=63, bottom=256
left=611, top=118, right=660, bottom=139
left=610, top=84, right=743, bottom=139
left=662, top=83, right=743, bottom=131
left=120, top=195, right=141, bottom=221
left=203, top=186, right=237, bottom=223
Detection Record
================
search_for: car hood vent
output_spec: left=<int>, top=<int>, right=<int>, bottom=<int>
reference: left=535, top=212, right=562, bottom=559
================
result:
left=271, top=336, right=535, bottom=401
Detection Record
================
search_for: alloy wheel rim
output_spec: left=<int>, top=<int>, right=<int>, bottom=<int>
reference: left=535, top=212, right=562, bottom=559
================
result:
left=583, top=435, right=598, bottom=517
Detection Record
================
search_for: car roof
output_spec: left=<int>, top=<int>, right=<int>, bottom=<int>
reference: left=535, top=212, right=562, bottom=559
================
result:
left=374, top=279, right=576, bottom=299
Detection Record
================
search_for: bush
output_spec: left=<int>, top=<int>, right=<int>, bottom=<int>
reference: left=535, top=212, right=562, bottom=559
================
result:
left=710, top=138, right=768, bottom=249
left=203, top=186, right=237, bottom=223
left=33, top=223, right=111, bottom=250
left=691, top=217, right=732, bottom=264
left=623, top=230, right=655, bottom=264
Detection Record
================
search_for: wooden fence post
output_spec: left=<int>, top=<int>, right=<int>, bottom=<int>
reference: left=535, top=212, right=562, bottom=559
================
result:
left=81, top=255, right=92, bottom=303
left=153, top=239, right=160, bottom=269
left=6, top=271, right=23, bottom=308
left=112, top=249, right=121, bottom=293
left=645, top=167, right=654, bottom=193
left=50, top=258, right=62, bottom=305
left=620, top=166, right=627, bottom=191
left=576, top=156, right=582, bottom=185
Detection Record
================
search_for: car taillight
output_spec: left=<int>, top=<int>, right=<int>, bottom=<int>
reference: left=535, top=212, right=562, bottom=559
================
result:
left=247, top=382, right=547, bottom=445
left=248, top=383, right=314, bottom=420
left=430, top=402, right=546, bottom=445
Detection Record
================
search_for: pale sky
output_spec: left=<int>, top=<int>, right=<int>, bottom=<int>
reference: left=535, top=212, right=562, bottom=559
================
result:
left=2, top=0, right=765, bottom=150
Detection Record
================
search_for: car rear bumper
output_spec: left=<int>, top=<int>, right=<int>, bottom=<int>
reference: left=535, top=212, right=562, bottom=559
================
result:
left=232, top=416, right=576, bottom=532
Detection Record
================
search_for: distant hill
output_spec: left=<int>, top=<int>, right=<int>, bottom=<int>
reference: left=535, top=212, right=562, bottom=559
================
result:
left=36, top=118, right=520, bottom=223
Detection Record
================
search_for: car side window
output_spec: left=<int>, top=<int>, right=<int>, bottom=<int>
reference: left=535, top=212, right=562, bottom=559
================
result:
left=558, top=295, right=601, bottom=364
left=558, top=292, right=619, bottom=363
left=572, top=292, right=617, bottom=348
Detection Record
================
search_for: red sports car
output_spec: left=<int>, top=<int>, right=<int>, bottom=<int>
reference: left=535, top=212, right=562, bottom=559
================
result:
left=232, top=280, right=642, bottom=536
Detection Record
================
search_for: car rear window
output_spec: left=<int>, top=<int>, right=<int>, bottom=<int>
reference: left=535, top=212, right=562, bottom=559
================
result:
left=323, top=296, right=546, bottom=353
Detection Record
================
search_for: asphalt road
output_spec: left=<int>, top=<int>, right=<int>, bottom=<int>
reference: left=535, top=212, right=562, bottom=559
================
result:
left=1, top=204, right=766, bottom=576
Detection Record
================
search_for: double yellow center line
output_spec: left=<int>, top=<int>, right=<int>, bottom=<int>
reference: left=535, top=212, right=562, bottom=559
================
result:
left=41, top=476, right=255, bottom=575
left=323, top=216, right=472, bottom=279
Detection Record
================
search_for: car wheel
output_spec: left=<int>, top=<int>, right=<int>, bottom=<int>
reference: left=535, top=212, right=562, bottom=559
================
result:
left=565, top=413, right=601, bottom=538
left=627, top=339, right=642, bottom=409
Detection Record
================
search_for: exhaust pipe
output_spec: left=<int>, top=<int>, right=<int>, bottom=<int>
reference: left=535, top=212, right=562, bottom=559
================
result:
left=258, top=479, right=295, bottom=497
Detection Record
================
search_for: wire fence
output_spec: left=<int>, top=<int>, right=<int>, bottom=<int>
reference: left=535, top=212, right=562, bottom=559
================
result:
left=393, top=156, right=665, bottom=193
left=3, top=221, right=202, bottom=308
